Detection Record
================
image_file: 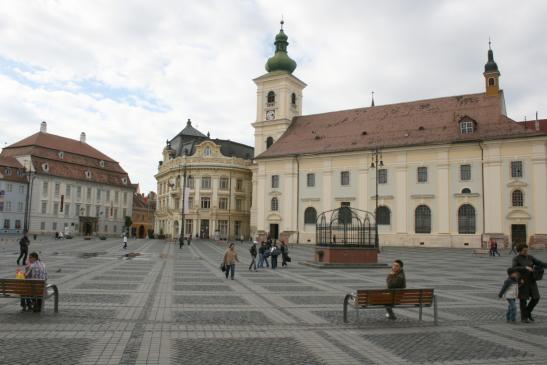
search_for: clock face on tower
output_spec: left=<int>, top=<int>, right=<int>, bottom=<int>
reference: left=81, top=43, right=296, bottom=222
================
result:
left=266, top=110, right=275, bottom=120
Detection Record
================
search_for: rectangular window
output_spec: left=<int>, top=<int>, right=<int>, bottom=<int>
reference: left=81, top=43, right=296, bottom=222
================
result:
left=6, top=201, right=11, bottom=211
left=86, top=187, right=91, bottom=200
left=19, top=185, right=25, bottom=193
left=113, top=225, right=117, bottom=233
left=54, top=183, right=60, bottom=197
left=200, top=197, right=211, bottom=209
left=77, top=186, right=82, bottom=199
left=236, top=179, right=243, bottom=192
left=66, top=185, right=71, bottom=198
left=378, top=169, right=388, bottom=184
left=104, top=225, right=108, bottom=233
left=15, top=220, right=21, bottom=229
left=3, top=219, right=9, bottom=229
left=97, top=190, right=102, bottom=202
left=17, top=202, right=23, bottom=212
left=511, top=161, right=523, bottom=178
left=65, top=204, right=70, bottom=217
left=7, top=183, right=12, bottom=192
left=53, top=202, right=59, bottom=214
left=235, top=198, right=243, bottom=211
left=201, top=177, right=211, bottom=189
left=122, top=208, right=127, bottom=218
left=86, top=205, right=91, bottom=216
left=219, top=177, right=229, bottom=190
left=52, top=222, right=57, bottom=231
left=218, top=220, right=228, bottom=238
left=271, top=175, right=279, bottom=188
left=115, top=191, right=119, bottom=203
left=113, top=208, right=118, bottom=219
left=341, top=171, right=350, bottom=186
left=42, top=182, right=48, bottom=196
left=40, top=222, right=45, bottom=230
left=219, top=197, right=228, bottom=210
left=460, top=164, right=471, bottom=181
left=123, top=192, right=128, bottom=205
left=75, top=204, right=81, bottom=217
left=185, top=219, right=193, bottom=236
left=307, top=173, right=315, bottom=187
left=339, top=202, right=351, bottom=224
left=417, top=167, right=428, bottom=183
left=96, top=206, right=100, bottom=217
left=41, top=201, right=47, bottom=214
left=188, top=197, right=194, bottom=209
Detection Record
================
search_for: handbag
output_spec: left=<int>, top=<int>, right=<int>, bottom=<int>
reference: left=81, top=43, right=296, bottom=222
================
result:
left=220, top=263, right=226, bottom=272
left=286, top=256, right=292, bottom=262
left=532, top=266, right=544, bottom=281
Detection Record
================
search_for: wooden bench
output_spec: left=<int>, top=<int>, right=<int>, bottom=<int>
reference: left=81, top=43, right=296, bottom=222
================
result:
left=343, top=288, right=437, bottom=324
left=0, top=279, right=59, bottom=313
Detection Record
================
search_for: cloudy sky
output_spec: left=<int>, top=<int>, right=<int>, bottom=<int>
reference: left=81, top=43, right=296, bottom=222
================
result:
left=1, top=0, right=546, bottom=193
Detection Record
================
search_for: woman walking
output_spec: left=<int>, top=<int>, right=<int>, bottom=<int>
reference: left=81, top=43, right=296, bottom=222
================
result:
left=223, top=243, right=239, bottom=280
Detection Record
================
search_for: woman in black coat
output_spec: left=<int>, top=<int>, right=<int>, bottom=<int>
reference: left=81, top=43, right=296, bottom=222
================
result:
left=512, top=244, right=546, bottom=323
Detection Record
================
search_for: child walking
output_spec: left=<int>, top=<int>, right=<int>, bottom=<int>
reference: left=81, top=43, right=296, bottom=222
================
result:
left=498, top=268, right=520, bottom=323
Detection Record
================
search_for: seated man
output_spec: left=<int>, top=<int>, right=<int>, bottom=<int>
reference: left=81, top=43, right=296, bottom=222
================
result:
left=386, top=259, right=406, bottom=320
left=24, top=252, right=48, bottom=313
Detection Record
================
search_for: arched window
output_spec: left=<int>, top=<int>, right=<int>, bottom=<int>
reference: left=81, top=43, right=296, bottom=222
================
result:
left=512, top=190, right=524, bottom=207
left=271, top=197, right=279, bottom=211
left=415, top=205, right=431, bottom=233
left=459, top=119, right=475, bottom=134
left=304, top=207, right=317, bottom=224
left=461, top=188, right=471, bottom=194
left=204, top=146, right=212, bottom=156
left=266, top=137, right=274, bottom=149
left=488, top=78, right=495, bottom=86
left=376, top=206, right=391, bottom=225
left=267, top=91, right=275, bottom=104
left=291, top=93, right=296, bottom=105
left=458, top=204, right=476, bottom=234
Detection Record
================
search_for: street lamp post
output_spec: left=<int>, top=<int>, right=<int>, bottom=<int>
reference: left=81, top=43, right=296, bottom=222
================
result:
left=370, top=148, right=383, bottom=249
left=23, top=160, right=35, bottom=233
left=179, top=161, right=187, bottom=243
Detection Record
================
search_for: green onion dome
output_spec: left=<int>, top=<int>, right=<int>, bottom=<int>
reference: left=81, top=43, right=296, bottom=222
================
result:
left=265, top=21, right=297, bottom=74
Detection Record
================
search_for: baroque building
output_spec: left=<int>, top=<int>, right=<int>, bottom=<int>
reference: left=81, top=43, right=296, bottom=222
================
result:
left=131, top=190, right=156, bottom=238
left=155, top=120, right=253, bottom=240
left=0, top=122, right=135, bottom=236
left=0, top=156, right=27, bottom=234
left=251, top=23, right=547, bottom=248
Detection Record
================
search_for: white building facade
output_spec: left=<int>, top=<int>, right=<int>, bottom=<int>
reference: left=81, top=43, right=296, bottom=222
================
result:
left=251, top=25, right=547, bottom=248
left=0, top=158, right=27, bottom=234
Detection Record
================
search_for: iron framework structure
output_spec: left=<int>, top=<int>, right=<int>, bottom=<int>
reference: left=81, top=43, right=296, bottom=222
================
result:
left=316, top=206, right=377, bottom=248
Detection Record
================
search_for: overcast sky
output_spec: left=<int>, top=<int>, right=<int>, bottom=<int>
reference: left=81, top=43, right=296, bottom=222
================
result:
left=1, top=0, right=546, bottom=193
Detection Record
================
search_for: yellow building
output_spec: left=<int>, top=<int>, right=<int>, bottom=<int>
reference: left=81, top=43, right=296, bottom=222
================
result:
left=251, top=24, right=547, bottom=248
left=155, top=120, right=253, bottom=240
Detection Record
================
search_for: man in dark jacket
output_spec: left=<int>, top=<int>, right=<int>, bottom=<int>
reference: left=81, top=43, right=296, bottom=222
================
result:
left=249, top=242, right=257, bottom=271
left=512, top=244, right=546, bottom=323
left=17, top=232, right=30, bottom=265
left=386, top=259, right=406, bottom=320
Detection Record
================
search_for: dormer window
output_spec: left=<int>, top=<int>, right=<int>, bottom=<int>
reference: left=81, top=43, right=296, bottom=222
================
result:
left=459, top=118, right=475, bottom=134
left=58, top=151, right=64, bottom=159
left=204, top=146, right=212, bottom=157
left=121, top=177, right=128, bottom=185
left=5, top=168, right=12, bottom=176
left=267, top=91, right=275, bottom=104
left=42, top=163, right=49, bottom=172
left=99, top=160, right=105, bottom=168
left=85, top=170, right=92, bottom=179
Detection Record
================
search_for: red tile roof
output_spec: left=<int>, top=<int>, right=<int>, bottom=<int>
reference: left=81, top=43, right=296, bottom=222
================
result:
left=520, top=119, right=547, bottom=132
left=1, top=131, right=132, bottom=188
left=0, top=156, right=27, bottom=183
left=257, top=92, right=545, bottom=159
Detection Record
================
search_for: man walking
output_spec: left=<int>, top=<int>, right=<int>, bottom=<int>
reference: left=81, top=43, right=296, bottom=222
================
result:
left=249, top=241, right=257, bottom=271
left=17, top=231, right=30, bottom=266
left=386, top=259, right=406, bottom=320
left=179, top=235, right=184, bottom=249
left=187, top=235, right=191, bottom=246
left=512, top=244, right=546, bottom=323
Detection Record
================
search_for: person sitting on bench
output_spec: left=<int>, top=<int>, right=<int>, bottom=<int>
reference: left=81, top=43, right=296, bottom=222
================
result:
left=386, top=259, right=406, bottom=320
left=22, top=252, right=48, bottom=313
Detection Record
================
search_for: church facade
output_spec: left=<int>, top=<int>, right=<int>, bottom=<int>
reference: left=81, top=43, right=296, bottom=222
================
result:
left=251, top=23, right=547, bottom=248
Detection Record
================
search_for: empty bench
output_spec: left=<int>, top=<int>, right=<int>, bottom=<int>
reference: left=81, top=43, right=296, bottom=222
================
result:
left=343, top=288, right=437, bottom=324
left=0, top=279, right=59, bottom=313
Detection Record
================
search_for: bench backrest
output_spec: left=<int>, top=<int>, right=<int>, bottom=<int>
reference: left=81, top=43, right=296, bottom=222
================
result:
left=0, top=279, right=46, bottom=297
left=355, top=289, right=434, bottom=306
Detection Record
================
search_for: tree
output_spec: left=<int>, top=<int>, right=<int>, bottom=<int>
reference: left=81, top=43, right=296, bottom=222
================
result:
left=124, top=216, right=133, bottom=232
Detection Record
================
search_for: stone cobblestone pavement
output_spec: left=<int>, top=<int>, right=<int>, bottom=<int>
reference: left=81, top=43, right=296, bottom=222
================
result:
left=1, top=235, right=547, bottom=364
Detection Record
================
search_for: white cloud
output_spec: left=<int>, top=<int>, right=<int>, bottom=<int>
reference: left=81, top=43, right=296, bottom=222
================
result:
left=0, top=0, right=546, bottom=192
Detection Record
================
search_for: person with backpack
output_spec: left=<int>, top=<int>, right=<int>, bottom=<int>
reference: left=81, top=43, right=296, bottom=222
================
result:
left=249, top=242, right=257, bottom=271
left=512, top=244, right=546, bottom=323
left=17, top=231, right=30, bottom=266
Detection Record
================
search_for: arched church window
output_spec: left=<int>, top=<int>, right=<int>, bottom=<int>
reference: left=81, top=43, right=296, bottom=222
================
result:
left=512, top=190, right=524, bottom=207
left=266, top=137, right=274, bottom=149
left=488, top=78, right=495, bottom=86
left=204, top=146, right=212, bottom=156
left=415, top=205, right=431, bottom=233
left=458, top=204, right=476, bottom=234
left=267, top=91, right=275, bottom=104
left=304, top=207, right=317, bottom=224
left=376, top=206, right=391, bottom=225
left=271, top=197, right=279, bottom=211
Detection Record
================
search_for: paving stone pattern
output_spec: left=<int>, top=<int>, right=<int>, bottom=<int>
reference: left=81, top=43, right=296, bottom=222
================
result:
left=1, top=236, right=547, bottom=364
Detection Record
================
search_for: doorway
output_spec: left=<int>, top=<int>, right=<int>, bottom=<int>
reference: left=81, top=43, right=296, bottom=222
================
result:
left=269, top=223, right=279, bottom=240
left=200, top=220, right=210, bottom=239
left=84, top=223, right=92, bottom=236
left=138, top=225, right=145, bottom=238
left=511, top=224, right=527, bottom=246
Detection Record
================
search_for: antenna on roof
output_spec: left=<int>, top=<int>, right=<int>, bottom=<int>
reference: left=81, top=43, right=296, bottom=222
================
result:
left=371, top=91, right=375, bottom=107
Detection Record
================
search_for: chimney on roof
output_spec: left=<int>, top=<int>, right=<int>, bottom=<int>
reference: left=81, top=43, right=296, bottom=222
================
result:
left=80, top=132, right=86, bottom=143
left=40, top=121, right=47, bottom=133
left=535, top=111, right=540, bottom=131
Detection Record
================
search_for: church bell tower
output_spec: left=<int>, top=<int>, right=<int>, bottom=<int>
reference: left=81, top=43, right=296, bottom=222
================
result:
left=483, top=41, right=501, bottom=96
left=252, top=21, right=307, bottom=157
